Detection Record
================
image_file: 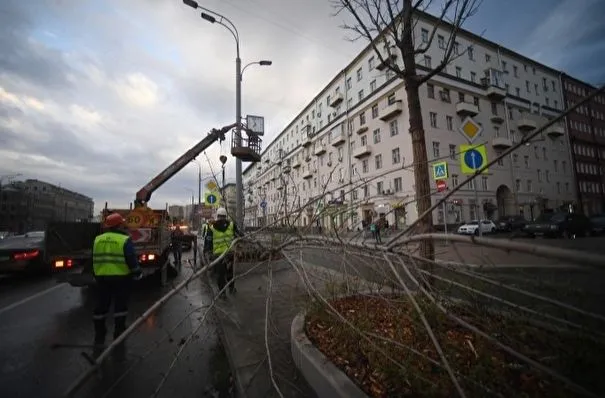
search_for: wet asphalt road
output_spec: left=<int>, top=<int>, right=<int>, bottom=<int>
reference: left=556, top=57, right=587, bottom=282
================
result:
left=0, top=250, right=233, bottom=398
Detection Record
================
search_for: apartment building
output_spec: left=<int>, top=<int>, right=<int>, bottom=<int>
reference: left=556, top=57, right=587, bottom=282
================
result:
left=561, top=75, right=605, bottom=215
left=243, top=10, right=576, bottom=230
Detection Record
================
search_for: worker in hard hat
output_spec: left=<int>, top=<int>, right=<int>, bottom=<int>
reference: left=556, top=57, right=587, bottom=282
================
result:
left=92, top=212, right=142, bottom=356
left=206, top=207, right=241, bottom=299
left=200, top=218, right=213, bottom=267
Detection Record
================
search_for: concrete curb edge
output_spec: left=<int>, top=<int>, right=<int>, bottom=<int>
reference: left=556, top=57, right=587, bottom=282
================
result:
left=291, top=311, right=369, bottom=398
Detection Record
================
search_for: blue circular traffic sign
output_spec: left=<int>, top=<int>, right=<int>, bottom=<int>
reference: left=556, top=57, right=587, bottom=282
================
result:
left=207, top=194, right=217, bottom=204
left=260, top=200, right=267, bottom=209
left=463, top=149, right=483, bottom=170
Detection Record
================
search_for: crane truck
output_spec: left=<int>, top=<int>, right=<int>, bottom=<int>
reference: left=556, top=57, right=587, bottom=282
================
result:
left=53, top=122, right=237, bottom=287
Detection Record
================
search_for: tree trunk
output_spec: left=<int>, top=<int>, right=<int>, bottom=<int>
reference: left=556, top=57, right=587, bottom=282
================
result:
left=405, top=82, right=435, bottom=261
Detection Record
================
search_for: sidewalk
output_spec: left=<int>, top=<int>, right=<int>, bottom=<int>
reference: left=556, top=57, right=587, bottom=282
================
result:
left=205, top=257, right=384, bottom=398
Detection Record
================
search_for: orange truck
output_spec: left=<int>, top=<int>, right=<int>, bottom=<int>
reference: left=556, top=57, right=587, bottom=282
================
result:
left=55, top=122, right=237, bottom=287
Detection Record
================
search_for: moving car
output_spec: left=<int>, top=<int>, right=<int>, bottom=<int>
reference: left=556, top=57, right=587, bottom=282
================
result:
left=523, top=212, right=592, bottom=238
left=495, top=215, right=526, bottom=232
left=0, top=231, right=48, bottom=274
left=457, top=220, right=497, bottom=235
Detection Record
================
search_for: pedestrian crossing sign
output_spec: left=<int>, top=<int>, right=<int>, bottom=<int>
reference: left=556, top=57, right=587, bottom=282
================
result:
left=432, top=161, right=448, bottom=180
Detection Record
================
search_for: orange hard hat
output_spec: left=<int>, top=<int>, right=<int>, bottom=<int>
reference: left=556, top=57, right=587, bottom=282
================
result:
left=105, top=213, right=125, bottom=228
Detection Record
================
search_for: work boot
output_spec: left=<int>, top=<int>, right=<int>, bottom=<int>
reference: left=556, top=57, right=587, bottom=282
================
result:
left=113, top=316, right=127, bottom=340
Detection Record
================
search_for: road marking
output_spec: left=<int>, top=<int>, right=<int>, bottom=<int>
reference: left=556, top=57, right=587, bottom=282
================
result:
left=0, top=282, right=67, bottom=316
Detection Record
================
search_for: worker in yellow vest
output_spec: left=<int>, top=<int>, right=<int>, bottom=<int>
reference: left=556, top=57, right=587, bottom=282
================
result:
left=92, top=212, right=142, bottom=352
left=206, top=207, right=241, bottom=299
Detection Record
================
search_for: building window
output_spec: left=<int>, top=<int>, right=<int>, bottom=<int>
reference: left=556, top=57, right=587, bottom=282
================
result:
left=432, top=141, right=440, bottom=158
left=565, top=182, right=569, bottom=192
left=452, top=174, right=458, bottom=186
left=468, top=179, right=475, bottom=190
left=368, top=56, right=375, bottom=70
left=421, top=28, right=429, bottom=43
left=556, top=182, right=561, bottom=193
left=356, top=68, right=362, bottom=81
left=394, top=177, right=402, bottom=192
left=553, top=160, right=558, bottom=172
left=485, top=53, right=491, bottom=63
left=513, top=65, right=518, bottom=77
left=359, top=112, right=366, bottom=125
left=545, top=170, right=550, bottom=182
left=481, top=176, right=488, bottom=191
left=446, top=115, right=453, bottom=131
left=449, top=144, right=456, bottom=160
left=438, top=35, right=445, bottom=49
left=427, top=84, right=435, bottom=99
left=470, top=71, right=476, bottom=83
left=524, top=156, right=529, bottom=168
left=375, top=154, right=382, bottom=169
left=389, top=120, right=399, bottom=136
left=455, top=66, right=462, bottom=78
left=424, top=55, right=432, bottom=68
left=496, top=152, right=504, bottom=166
left=387, top=93, right=396, bottom=104
left=515, top=179, right=521, bottom=192
left=537, top=169, right=542, bottom=182
left=392, top=148, right=401, bottom=164
left=377, top=182, right=383, bottom=195
left=513, top=154, right=519, bottom=166
left=346, top=77, right=352, bottom=90
left=491, top=102, right=498, bottom=115
left=370, top=79, right=376, bottom=92
left=371, top=104, right=379, bottom=118
left=526, top=180, right=533, bottom=192
left=469, top=200, right=476, bottom=220
left=468, top=46, right=474, bottom=60
left=362, top=159, right=368, bottom=173
left=358, top=90, right=364, bottom=101
left=542, top=147, right=547, bottom=160
left=373, top=129, right=381, bottom=144
left=430, top=112, right=438, bottom=128
left=363, top=185, right=369, bottom=197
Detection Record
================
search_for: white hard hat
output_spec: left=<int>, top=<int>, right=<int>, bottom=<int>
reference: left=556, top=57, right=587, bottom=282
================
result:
left=216, top=207, right=227, bottom=217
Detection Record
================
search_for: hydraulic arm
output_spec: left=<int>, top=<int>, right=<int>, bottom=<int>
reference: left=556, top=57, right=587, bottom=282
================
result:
left=134, top=123, right=237, bottom=207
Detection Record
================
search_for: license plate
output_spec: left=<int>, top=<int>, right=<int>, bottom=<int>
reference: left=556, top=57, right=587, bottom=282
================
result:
left=0, top=256, right=10, bottom=262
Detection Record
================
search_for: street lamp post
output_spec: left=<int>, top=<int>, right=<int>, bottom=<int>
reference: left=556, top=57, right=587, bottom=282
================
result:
left=183, top=0, right=271, bottom=231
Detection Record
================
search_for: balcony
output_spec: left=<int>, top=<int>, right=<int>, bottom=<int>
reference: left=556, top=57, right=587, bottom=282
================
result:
left=481, top=68, right=506, bottom=100
left=491, top=137, right=513, bottom=149
left=329, top=92, right=344, bottom=107
left=277, top=185, right=284, bottom=190
left=456, top=101, right=479, bottom=117
left=517, top=116, right=537, bottom=133
left=276, top=157, right=282, bottom=165
left=305, top=153, right=312, bottom=162
left=314, top=144, right=326, bottom=156
left=352, top=145, right=372, bottom=159
left=302, top=169, right=313, bottom=179
left=331, top=130, right=346, bottom=146
left=376, top=54, right=397, bottom=71
left=263, top=157, right=270, bottom=164
left=292, top=160, right=301, bottom=168
left=302, top=137, right=312, bottom=147
left=547, top=124, right=565, bottom=139
left=356, top=125, right=369, bottom=135
left=379, top=100, right=403, bottom=121
left=490, top=113, right=504, bottom=124
left=283, top=165, right=291, bottom=173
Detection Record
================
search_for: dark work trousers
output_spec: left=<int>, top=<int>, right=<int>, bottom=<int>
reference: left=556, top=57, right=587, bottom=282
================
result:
left=171, top=242, right=182, bottom=266
left=93, top=275, right=132, bottom=345
left=215, top=253, right=235, bottom=295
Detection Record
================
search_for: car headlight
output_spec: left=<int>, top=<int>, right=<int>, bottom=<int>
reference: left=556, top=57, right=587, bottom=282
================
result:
left=550, top=224, right=558, bottom=230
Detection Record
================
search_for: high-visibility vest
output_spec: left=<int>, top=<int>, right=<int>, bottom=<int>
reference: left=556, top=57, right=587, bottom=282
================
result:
left=92, top=232, right=131, bottom=276
left=210, top=223, right=234, bottom=255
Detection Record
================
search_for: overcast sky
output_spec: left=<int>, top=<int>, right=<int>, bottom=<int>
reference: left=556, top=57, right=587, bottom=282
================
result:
left=1, top=0, right=603, bottom=214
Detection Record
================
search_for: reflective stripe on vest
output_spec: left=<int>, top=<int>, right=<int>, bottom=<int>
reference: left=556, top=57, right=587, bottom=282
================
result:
left=210, top=223, right=234, bottom=255
left=93, top=232, right=131, bottom=276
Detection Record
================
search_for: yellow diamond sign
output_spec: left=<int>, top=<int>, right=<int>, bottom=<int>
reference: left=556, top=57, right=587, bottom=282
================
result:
left=206, top=180, right=218, bottom=191
left=458, top=116, right=482, bottom=143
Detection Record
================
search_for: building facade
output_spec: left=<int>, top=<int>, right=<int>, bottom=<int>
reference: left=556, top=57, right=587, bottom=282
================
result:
left=243, top=11, right=576, bottom=230
left=0, top=179, right=94, bottom=233
left=561, top=75, right=605, bottom=215
left=221, top=183, right=237, bottom=221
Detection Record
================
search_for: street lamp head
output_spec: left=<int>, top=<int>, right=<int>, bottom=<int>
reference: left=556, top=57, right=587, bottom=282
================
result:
left=201, top=12, right=216, bottom=23
left=259, top=60, right=272, bottom=66
left=182, top=0, right=199, bottom=9
left=219, top=155, right=228, bottom=165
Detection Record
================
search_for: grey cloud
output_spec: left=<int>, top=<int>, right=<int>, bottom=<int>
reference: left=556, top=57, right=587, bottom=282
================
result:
left=0, top=0, right=74, bottom=89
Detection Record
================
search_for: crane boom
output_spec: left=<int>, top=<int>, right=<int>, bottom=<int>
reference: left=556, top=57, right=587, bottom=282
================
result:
left=134, top=123, right=237, bottom=207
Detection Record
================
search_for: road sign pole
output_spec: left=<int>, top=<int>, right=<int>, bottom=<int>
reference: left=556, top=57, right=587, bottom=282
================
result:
left=471, top=153, right=482, bottom=237
left=443, top=196, right=448, bottom=243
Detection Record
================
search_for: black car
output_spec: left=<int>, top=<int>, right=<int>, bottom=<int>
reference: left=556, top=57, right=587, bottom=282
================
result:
left=0, top=231, right=48, bottom=274
left=495, top=215, right=527, bottom=232
left=589, top=214, right=605, bottom=235
left=523, top=212, right=592, bottom=238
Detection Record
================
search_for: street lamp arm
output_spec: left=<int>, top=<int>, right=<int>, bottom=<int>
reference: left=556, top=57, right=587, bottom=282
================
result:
left=198, top=6, right=240, bottom=54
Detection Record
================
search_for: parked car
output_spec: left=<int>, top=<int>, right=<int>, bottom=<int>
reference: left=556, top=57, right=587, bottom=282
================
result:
left=0, top=231, right=15, bottom=240
left=523, top=212, right=592, bottom=238
left=589, top=214, right=605, bottom=235
left=457, top=220, right=497, bottom=235
left=0, top=231, right=48, bottom=274
left=495, top=215, right=527, bottom=232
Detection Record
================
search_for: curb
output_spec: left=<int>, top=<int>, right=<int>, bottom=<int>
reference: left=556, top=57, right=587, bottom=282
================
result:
left=203, top=272, right=248, bottom=398
left=291, top=311, right=369, bottom=398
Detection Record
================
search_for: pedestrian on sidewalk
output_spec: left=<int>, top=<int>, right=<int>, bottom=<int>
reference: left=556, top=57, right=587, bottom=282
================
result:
left=370, top=221, right=382, bottom=244
left=170, top=223, right=184, bottom=269
left=206, top=208, right=242, bottom=299
left=92, top=213, right=142, bottom=356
